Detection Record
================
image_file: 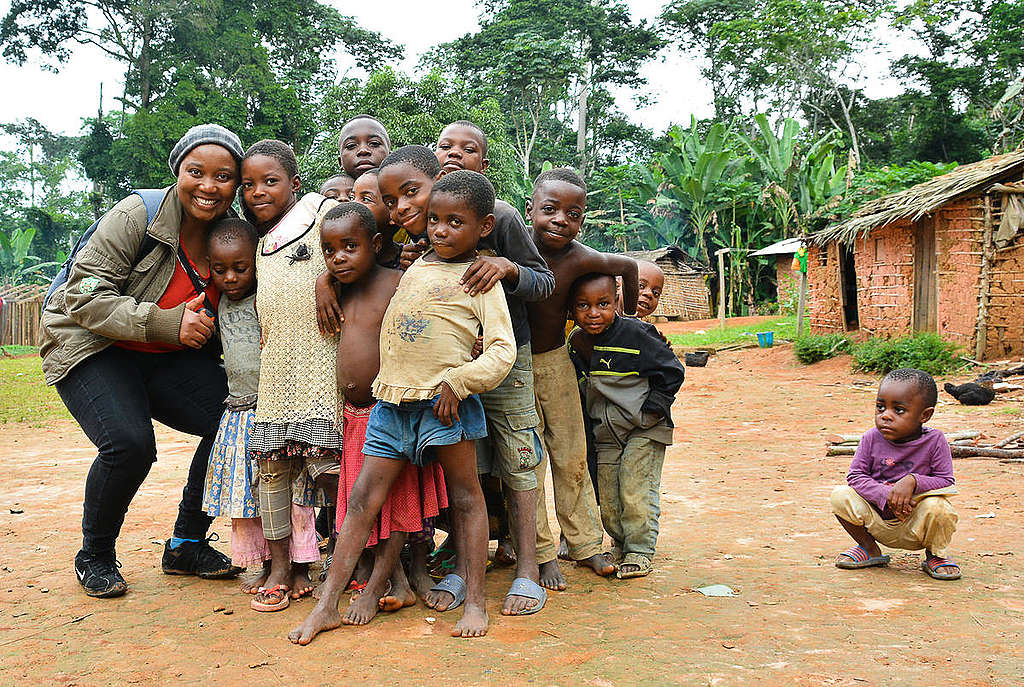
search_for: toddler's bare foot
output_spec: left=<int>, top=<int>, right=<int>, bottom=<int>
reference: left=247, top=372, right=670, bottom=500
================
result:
left=538, top=560, right=566, bottom=591
left=343, top=585, right=383, bottom=625
left=493, top=539, right=516, bottom=566
left=291, top=564, right=314, bottom=599
left=379, top=567, right=417, bottom=612
left=451, top=603, right=488, bottom=638
left=288, top=603, right=342, bottom=645
left=409, top=562, right=438, bottom=604
left=239, top=562, right=270, bottom=593
left=577, top=553, right=615, bottom=577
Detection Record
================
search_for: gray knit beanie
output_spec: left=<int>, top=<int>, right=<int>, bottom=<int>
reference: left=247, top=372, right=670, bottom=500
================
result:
left=168, top=124, right=244, bottom=175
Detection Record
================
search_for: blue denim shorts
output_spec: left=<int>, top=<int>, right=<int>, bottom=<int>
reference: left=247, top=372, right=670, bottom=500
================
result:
left=362, top=394, right=488, bottom=466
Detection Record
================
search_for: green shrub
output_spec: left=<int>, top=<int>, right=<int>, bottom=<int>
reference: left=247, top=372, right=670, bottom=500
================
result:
left=852, top=333, right=963, bottom=375
left=793, top=333, right=852, bottom=364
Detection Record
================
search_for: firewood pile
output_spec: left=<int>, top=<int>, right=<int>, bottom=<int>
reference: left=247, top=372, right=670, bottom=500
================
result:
left=825, top=429, right=1024, bottom=463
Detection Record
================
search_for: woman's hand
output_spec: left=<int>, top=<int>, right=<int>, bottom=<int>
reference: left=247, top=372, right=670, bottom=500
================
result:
left=315, top=270, right=343, bottom=336
left=179, top=294, right=215, bottom=348
left=432, top=382, right=461, bottom=427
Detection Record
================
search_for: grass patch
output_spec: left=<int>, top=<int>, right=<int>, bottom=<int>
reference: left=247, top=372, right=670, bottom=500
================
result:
left=852, top=333, right=963, bottom=375
left=0, top=356, right=70, bottom=424
left=667, top=316, right=804, bottom=348
left=0, top=345, right=39, bottom=356
left=793, top=333, right=852, bottom=364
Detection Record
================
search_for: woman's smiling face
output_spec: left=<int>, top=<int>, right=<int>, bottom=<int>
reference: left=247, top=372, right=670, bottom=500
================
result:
left=176, top=144, right=239, bottom=223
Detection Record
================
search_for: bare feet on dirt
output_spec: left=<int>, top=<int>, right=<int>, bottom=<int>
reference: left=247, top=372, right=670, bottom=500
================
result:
left=494, top=539, right=516, bottom=566
left=379, top=566, right=417, bottom=612
left=343, top=583, right=384, bottom=625
left=291, top=563, right=314, bottom=599
left=239, top=562, right=270, bottom=593
left=452, top=603, right=488, bottom=638
left=538, top=559, right=566, bottom=591
left=288, top=603, right=342, bottom=645
left=577, top=552, right=616, bottom=577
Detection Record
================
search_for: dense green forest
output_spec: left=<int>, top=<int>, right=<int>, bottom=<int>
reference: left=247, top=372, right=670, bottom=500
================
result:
left=1, top=0, right=1022, bottom=314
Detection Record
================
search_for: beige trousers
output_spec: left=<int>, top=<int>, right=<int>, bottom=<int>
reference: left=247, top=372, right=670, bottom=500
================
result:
left=830, top=485, right=958, bottom=557
left=533, top=345, right=603, bottom=564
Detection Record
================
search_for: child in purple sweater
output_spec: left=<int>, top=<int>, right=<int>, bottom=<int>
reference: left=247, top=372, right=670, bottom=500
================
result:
left=830, top=368, right=961, bottom=580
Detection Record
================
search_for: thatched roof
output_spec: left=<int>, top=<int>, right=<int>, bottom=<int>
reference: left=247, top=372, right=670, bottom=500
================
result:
left=813, top=149, right=1024, bottom=245
left=622, top=245, right=712, bottom=275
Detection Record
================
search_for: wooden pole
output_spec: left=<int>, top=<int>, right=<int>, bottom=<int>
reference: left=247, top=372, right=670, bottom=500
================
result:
left=796, top=269, right=808, bottom=338
left=974, top=193, right=994, bottom=360
left=717, top=248, right=727, bottom=330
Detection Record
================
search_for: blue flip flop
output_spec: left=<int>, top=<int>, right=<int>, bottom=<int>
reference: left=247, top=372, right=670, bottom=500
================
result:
left=505, top=577, right=547, bottom=616
left=429, top=573, right=466, bottom=611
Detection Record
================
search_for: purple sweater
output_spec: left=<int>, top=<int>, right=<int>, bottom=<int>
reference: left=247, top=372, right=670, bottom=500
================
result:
left=847, top=427, right=955, bottom=513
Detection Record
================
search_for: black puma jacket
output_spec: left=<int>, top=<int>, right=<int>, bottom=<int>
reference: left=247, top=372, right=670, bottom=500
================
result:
left=570, top=316, right=684, bottom=446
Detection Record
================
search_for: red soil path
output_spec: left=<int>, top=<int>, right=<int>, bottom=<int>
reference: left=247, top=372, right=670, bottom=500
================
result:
left=1, top=345, right=1022, bottom=684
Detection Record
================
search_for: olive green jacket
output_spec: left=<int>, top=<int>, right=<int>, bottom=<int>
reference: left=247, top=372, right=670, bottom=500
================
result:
left=40, top=186, right=193, bottom=385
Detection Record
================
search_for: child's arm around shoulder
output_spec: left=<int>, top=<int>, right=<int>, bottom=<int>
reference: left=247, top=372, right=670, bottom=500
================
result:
left=440, top=282, right=517, bottom=401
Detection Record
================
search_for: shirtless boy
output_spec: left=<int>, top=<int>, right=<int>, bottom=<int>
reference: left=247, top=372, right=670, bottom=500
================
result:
left=526, top=167, right=639, bottom=590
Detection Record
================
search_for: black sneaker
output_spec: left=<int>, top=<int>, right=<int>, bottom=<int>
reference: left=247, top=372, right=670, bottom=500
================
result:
left=75, top=550, right=127, bottom=598
left=161, top=534, right=240, bottom=579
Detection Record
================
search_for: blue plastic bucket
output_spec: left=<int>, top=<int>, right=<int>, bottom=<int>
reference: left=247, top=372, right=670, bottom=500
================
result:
left=756, top=331, right=774, bottom=348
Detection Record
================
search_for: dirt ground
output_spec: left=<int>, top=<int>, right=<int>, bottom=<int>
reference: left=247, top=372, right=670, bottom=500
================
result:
left=1, top=343, right=1022, bottom=685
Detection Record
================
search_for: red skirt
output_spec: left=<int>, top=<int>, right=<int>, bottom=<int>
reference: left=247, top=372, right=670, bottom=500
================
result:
left=336, top=401, right=447, bottom=547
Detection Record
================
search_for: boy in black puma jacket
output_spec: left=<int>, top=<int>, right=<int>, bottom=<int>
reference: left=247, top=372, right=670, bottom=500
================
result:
left=568, top=273, right=684, bottom=579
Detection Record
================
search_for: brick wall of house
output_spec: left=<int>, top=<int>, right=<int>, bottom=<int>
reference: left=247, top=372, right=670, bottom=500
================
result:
left=853, top=221, right=915, bottom=338
left=775, top=255, right=798, bottom=305
left=807, top=243, right=845, bottom=333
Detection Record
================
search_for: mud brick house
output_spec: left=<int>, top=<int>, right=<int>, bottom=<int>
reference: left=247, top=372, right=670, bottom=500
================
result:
left=808, top=149, right=1024, bottom=360
left=622, top=245, right=712, bottom=320
left=751, top=237, right=803, bottom=304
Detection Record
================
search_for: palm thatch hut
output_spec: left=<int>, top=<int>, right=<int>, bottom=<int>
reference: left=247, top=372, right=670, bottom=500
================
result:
left=622, top=245, right=712, bottom=320
left=808, top=149, right=1024, bottom=359
left=0, top=284, right=46, bottom=348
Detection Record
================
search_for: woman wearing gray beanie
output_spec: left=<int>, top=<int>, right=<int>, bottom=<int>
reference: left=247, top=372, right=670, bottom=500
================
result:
left=40, top=123, right=245, bottom=598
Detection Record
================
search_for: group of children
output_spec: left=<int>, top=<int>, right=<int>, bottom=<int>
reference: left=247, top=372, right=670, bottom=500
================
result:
left=195, top=113, right=963, bottom=645
left=196, top=115, right=685, bottom=642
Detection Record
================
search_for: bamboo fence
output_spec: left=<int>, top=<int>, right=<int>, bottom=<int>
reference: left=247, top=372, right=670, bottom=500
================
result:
left=0, top=284, right=46, bottom=348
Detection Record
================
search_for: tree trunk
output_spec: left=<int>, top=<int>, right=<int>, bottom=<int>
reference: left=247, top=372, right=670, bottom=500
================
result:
left=139, top=13, right=153, bottom=110
left=577, top=60, right=589, bottom=174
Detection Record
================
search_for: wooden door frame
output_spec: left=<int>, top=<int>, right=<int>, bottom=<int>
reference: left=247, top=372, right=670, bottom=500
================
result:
left=913, top=216, right=938, bottom=332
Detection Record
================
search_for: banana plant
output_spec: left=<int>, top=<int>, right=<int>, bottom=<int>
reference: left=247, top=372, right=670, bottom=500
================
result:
left=0, top=226, right=57, bottom=286
left=637, top=116, right=749, bottom=264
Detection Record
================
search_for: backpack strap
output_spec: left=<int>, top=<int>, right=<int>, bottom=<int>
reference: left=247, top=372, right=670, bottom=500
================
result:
left=130, top=189, right=166, bottom=268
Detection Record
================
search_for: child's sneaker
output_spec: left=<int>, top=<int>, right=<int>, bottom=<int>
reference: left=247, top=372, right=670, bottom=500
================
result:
left=161, top=536, right=240, bottom=579
left=75, top=550, right=127, bottom=598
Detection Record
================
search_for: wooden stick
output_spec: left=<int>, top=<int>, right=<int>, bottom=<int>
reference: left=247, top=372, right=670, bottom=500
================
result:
left=995, top=431, right=1024, bottom=448
left=826, top=446, right=856, bottom=456
left=952, top=446, right=1024, bottom=459
left=825, top=430, right=979, bottom=446
left=974, top=192, right=994, bottom=360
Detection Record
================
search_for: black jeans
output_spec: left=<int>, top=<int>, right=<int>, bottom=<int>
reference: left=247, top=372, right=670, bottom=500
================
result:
left=56, top=345, right=227, bottom=555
